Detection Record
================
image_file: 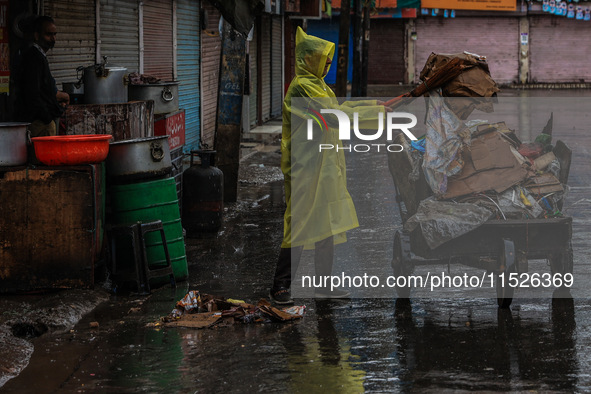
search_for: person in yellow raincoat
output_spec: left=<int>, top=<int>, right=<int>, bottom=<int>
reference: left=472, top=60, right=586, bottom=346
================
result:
left=270, top=27, right=388, bottom=304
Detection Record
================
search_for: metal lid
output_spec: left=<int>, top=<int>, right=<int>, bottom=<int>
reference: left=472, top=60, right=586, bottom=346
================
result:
left=0, top=122, right=30, bottom=127
left=129, top=81, right=179, bottom=87
left=109, top=135, right=168, bottom=145
left=103, top=66, right=127, bottom=71
left=85, top=64, right=127, bottom=72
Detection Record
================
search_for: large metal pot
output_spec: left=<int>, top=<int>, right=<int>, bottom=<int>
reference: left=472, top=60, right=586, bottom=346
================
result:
left=83, top=57, right=128, bottom=105
left=106, top=136, right=172, bottom=182
left=128, top=82, right=179, bottom=115
left=0, top=123, right=29, bottom=166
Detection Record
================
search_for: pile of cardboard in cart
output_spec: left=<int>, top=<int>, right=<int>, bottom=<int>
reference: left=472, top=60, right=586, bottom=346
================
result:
left=398, top=53, right=571, bottom=249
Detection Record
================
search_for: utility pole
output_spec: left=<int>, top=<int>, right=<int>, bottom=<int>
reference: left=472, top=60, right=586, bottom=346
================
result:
left=335, top=0, right=351, bottom=97
left=214, top=20, right=247, bottom=202
left=361, top=1, right=370, bottom=97
left=352, top=0, right=362, bottom=97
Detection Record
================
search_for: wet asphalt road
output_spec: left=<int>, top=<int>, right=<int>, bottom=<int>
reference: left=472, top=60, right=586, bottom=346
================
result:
left=2, top=90, right=591, bottom=392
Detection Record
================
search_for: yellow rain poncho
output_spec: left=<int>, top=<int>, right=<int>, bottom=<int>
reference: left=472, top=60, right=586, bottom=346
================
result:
left=282, top=27, right=385, bottom=249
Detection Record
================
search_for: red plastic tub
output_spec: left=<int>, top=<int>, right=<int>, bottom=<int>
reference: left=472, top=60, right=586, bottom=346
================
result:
left=31, top=134, right=113, bottom=166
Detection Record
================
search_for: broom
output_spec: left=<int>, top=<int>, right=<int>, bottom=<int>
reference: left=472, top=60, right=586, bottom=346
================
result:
left=383, top=57, right=470, bottom=109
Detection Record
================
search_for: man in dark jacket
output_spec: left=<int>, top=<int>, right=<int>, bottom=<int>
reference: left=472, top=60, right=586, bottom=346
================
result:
left=15, top=16, right=68, bottom=138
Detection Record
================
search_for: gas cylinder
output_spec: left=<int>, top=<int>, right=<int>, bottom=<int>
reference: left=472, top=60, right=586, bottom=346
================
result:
left=182, top=150, right=224, bottom=234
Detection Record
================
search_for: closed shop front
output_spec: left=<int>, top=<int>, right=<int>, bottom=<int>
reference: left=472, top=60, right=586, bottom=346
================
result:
left=248, top=27, right=258, bottom=127
left=529, top=15, right=591, bottom=83
left=99, top=0, right=140, bottom=74
left=44, top=0, right=95, bottom=86
left=143, top=0, right=174, bottom=81
left=271, top=15, right=282, bottom=118
left=414, top=17, right=519, bottom=85
left=259, top=14, right=271, bottom=123
left=200, top=2, right=221, bottom=148
left=177, top=0, right=201, bottom=151
left=254, top=13, right=282, bottom=124
left=368, top=18, right=405, bottom=84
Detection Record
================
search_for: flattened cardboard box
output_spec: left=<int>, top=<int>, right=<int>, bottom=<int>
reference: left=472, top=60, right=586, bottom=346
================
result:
left=443, top=131, right=529, bottom=199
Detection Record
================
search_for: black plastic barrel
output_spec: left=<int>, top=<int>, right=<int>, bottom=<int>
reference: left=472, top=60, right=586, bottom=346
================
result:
left=182, top=150, right=224, bottom=234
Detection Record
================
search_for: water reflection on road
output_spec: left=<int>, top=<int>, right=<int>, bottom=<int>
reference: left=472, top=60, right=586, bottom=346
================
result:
left=32, top=293, right=588, bottom=392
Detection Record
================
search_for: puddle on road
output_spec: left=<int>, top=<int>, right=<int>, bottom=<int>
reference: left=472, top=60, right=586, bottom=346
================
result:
left=7, top=294, right=587, bottom=393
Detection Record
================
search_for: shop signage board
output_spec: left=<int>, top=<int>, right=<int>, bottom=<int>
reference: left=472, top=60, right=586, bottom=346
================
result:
left=154, top=109, right=186, bottom=151
left=421, top=0, right=516, bottom=11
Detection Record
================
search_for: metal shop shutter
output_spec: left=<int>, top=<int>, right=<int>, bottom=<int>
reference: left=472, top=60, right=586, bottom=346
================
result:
left=177, top=0, right=201, bottom=152
left=200, top=2, right=221, bottom=148
left=271, top=15, right=282, bottom=118
left=44, top=0, right=95, bottom=86
left=368, top=18, right=405, bottom=84
left=249, top=26, right=258, bottom=127
left=260, top=14, right=271, bottom=123
left=414, top=17, right=519, bottom=85
left=530, top=16, right=591, bottom=83
left=143, top=0, right=174, bottom=81
left=99, top=0, right=140, bottom=73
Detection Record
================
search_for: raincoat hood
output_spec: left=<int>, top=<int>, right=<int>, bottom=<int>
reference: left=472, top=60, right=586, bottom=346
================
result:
left=295, top=26, right=335, bottom=79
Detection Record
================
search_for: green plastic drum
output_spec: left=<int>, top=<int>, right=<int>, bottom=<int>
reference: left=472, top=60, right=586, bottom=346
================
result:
left=110, top=177, right=188, bottom=283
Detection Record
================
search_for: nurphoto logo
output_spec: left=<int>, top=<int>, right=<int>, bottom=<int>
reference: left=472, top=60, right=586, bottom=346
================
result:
left=306, top=108, right=419, bottom=152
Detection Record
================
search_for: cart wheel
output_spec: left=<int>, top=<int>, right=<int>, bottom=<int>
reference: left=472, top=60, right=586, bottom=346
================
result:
left=549, top=241, right=573, bottom=293
left=496, top=239, right=516, bottom=309
left=391, top=231, right=413, bottom=298
left=549, top=241, right=574, bottom=277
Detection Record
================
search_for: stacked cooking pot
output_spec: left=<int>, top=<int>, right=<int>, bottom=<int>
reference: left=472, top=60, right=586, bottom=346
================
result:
left=127, top=73, right=183, bottom=208
left=106, top=136, right=172, bottom=183
left=105, top=134, right=189, bottom=287
left=64, top=56, right=180, bottom=110
left=63, top=57, right=128, bottom=105
left=128, top=82, right=179, bottom=116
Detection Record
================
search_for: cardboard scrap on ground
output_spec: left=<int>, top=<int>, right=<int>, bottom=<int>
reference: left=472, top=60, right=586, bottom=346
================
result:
left=162, top=312, right=223, bottom=329
left=257, top=299, right=305, bottom=322
left=154, top=291, right=305, bottom=329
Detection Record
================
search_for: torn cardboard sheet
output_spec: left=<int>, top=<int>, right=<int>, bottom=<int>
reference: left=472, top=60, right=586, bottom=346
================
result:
left=162, top=312, right=222, bottom=329
left=523, top=174, right=564, bottom=195
left=419, top=52, right=499, bottom=119
left=443, top=130, right=530, bottom=199
left=420, top=52, right=499, bottom=97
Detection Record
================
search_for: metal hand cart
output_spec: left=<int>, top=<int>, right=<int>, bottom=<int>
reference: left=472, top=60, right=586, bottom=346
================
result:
left=388, top=133, right=573, bottom=308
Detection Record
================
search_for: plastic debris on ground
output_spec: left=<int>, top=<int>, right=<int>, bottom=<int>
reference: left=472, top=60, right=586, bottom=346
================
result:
left=152, top=290, right=306, bottom=329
